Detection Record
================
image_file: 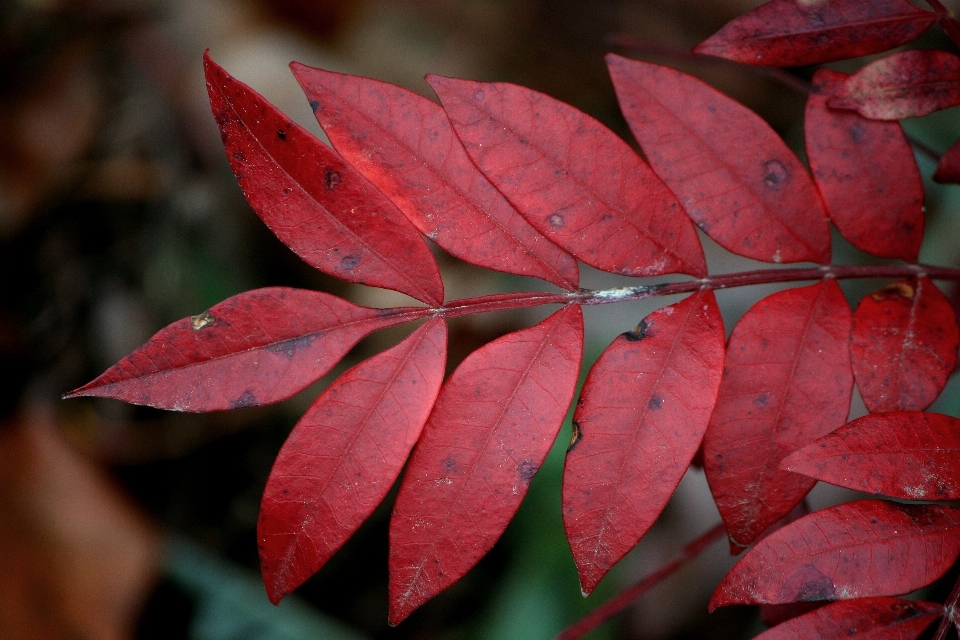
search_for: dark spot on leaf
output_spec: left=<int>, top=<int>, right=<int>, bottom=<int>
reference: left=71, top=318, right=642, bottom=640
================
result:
left=623, top=319, right=648, bottom=342
left=518, top=460, right=538, bottom=484
left=340, top=255, right=360, bottom=270
left=474, top=90, right=485, bottom=100
left=266, top=335, right=315, bottom=358
left=443, top=458, right=458, bottom=473
left=763, top=160, right=787, bottom=189
left=600, top=214, right=614, bottom=221
left=231, top=390, right=258, bottom=409
left=849, top=122, right=865, bottom=143
left=891, top=602, right=923, bottom=620
left=547, top=213, right=564, bottom=228
left=277, top=129, right=286, bottom=140
left=706, top=104, right=717, bottom=113
left=753, top=393, right=769, bottom=409
left=904, top=504, right=938, bottom=527
left=568, top=421, right=582, bottom=452
left=190, top=311, right=216, bottom=331
left=325, top=169, right=341, bottom=190
left=282, top=188, right=290, bottom=195
left=787, top=565, right=835, bottom=602
left=647, top=395, right=663, bottom=410
left=519, top=138, right=528, bottom=145
left=232, top=150, right=245, bottom=161
left=309, top=100, right=319, bottom=112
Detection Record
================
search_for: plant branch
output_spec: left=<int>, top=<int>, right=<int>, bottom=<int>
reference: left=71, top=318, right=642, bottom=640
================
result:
left=555, top=522, right=727, bottom=640
left=424, top=263, right=960, bottom=318
left=932, top=570, right=960, bottom=640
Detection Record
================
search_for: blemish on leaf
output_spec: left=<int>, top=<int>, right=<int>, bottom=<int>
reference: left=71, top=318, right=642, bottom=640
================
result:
left=443, top=458, right=458, bottom=473
left=647, top=395, right=663, bottom=410
left=340, top=255, right=360, bottom=270
left=474, top=89, right=485, bottom=100
left=191, top=311, right=217, bottom=331
left=277, top=129, right=287, bottom=140
left=568, top=421, right=582, bottom=452
left=623, top=319, right=648, bottom=342
left=266, top=335, right=315, bottom=358
left=547, top=213, right=564, bottom=228
left=753, top=393, right=769, bottom=409
left=518, top=460, right=539, bottom=484
left=763, top=159, right=787, bottom=189
left=231, top=390, right=258, bottom=409
left=308, top=100, right=319, bottom=112
left=325, top=169, right=341, bottom=190
left=872, top=281, right=914, bottom=300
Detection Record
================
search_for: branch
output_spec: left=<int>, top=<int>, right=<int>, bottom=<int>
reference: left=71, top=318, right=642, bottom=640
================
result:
left=932, top=570, right=960, bottom=640
left=555, top=522, right=726, bottom=640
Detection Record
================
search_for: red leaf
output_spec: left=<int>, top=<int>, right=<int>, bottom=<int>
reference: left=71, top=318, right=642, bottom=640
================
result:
left=425, top=75, right=707, bottom=278
left=828, top=50, right=960, bottom=120
left=693, top=0, right=935, bottom=67
left=805, top=69, right=924, bottom=261
left=562, top=290, right=725, bottom=595
left=258, top=318, right=447, bottom=604
left=289, top=64, right=580, bottom=291
left=783, top=412, right=960, bottom=501
left=703, top=280, right=854, bottom=550
left=851, top=278, right=959, bottom=413
left=934, top=139, right=960, bottom=184
left=388, top=305, right=584, bottom=624
left=710, top=500, right=960, bottom=609
left=64, top=288, right=430, bottom=411
left=754, top=597, right=942, bottom=640
left=203, top=52, right=443, bottom=305
left=607, top=55, right=831, bottom=265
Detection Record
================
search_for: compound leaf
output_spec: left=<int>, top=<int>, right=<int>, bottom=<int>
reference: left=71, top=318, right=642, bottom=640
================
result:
left=426, top=75, right=707, bottom=278
left=204, top=52, right=443, bottom=305
left=388, top=305, right=583, bottom=625
left=710, top=500, right=960, bottom=609
left=828, top=50, right=960, bottom=120
left=562, top=290, right=725, bottom=595
left=64, top=288, right=431, bottom=411
left=851, top=278, right=959, bottom=413
left=290, top=64, right=579, bottom=291
left=754, top=597, right=942, bottom=640
left=783, top=412, right=960, bottom=501
left=704, top=280, right=853, bottom=550
left=258, top=318, right=447, bottom=604
left=693, top=0, right=935, bottom=67
left=607, top=54, right=831, bottom=265
left=805, top=69, right=924, bottom=261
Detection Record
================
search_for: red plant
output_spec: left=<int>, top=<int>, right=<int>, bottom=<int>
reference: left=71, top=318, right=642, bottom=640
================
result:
left=66, top=0, right=960, bottom=637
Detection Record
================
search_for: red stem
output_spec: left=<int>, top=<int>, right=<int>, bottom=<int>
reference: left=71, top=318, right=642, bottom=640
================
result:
left=555, top=523, right=727, bottom=640
left=420, top=264, right=960, bottom=318
left=932, top=570, right=960, bottom=640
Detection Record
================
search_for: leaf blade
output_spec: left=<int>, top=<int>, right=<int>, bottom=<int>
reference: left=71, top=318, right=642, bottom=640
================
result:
left=562, top=290, right=726, bottom=594
left=805, top=69, right=924, bottom=261
left=851, top=278, right=959, bottom=413
left=204, top=52, right=443, bottom=305
left=754, top=597, right=942, bottom=640
left=703, top=281, right=854, bottom=550
left=783, top=412, right=960, bottom=501
left=693, top=0, right=936, bottom=67
left=258, top=318, right=447, bottom=603
left=426, top=75, right=707, bottom=278
left=608, top=55, right=831, bottom=265
left=710, top=500, right=960, bottom=609
left=388, top=305, right=584, bottom=624
left=828, top=50, right=960, bottom=120
left=290, top=64, right=580, bottom=291
left=64, top=287, right=430, bottom=411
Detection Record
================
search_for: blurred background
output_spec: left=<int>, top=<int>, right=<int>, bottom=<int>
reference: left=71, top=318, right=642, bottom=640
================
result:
left=2, top=0, right=960, bottom=639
